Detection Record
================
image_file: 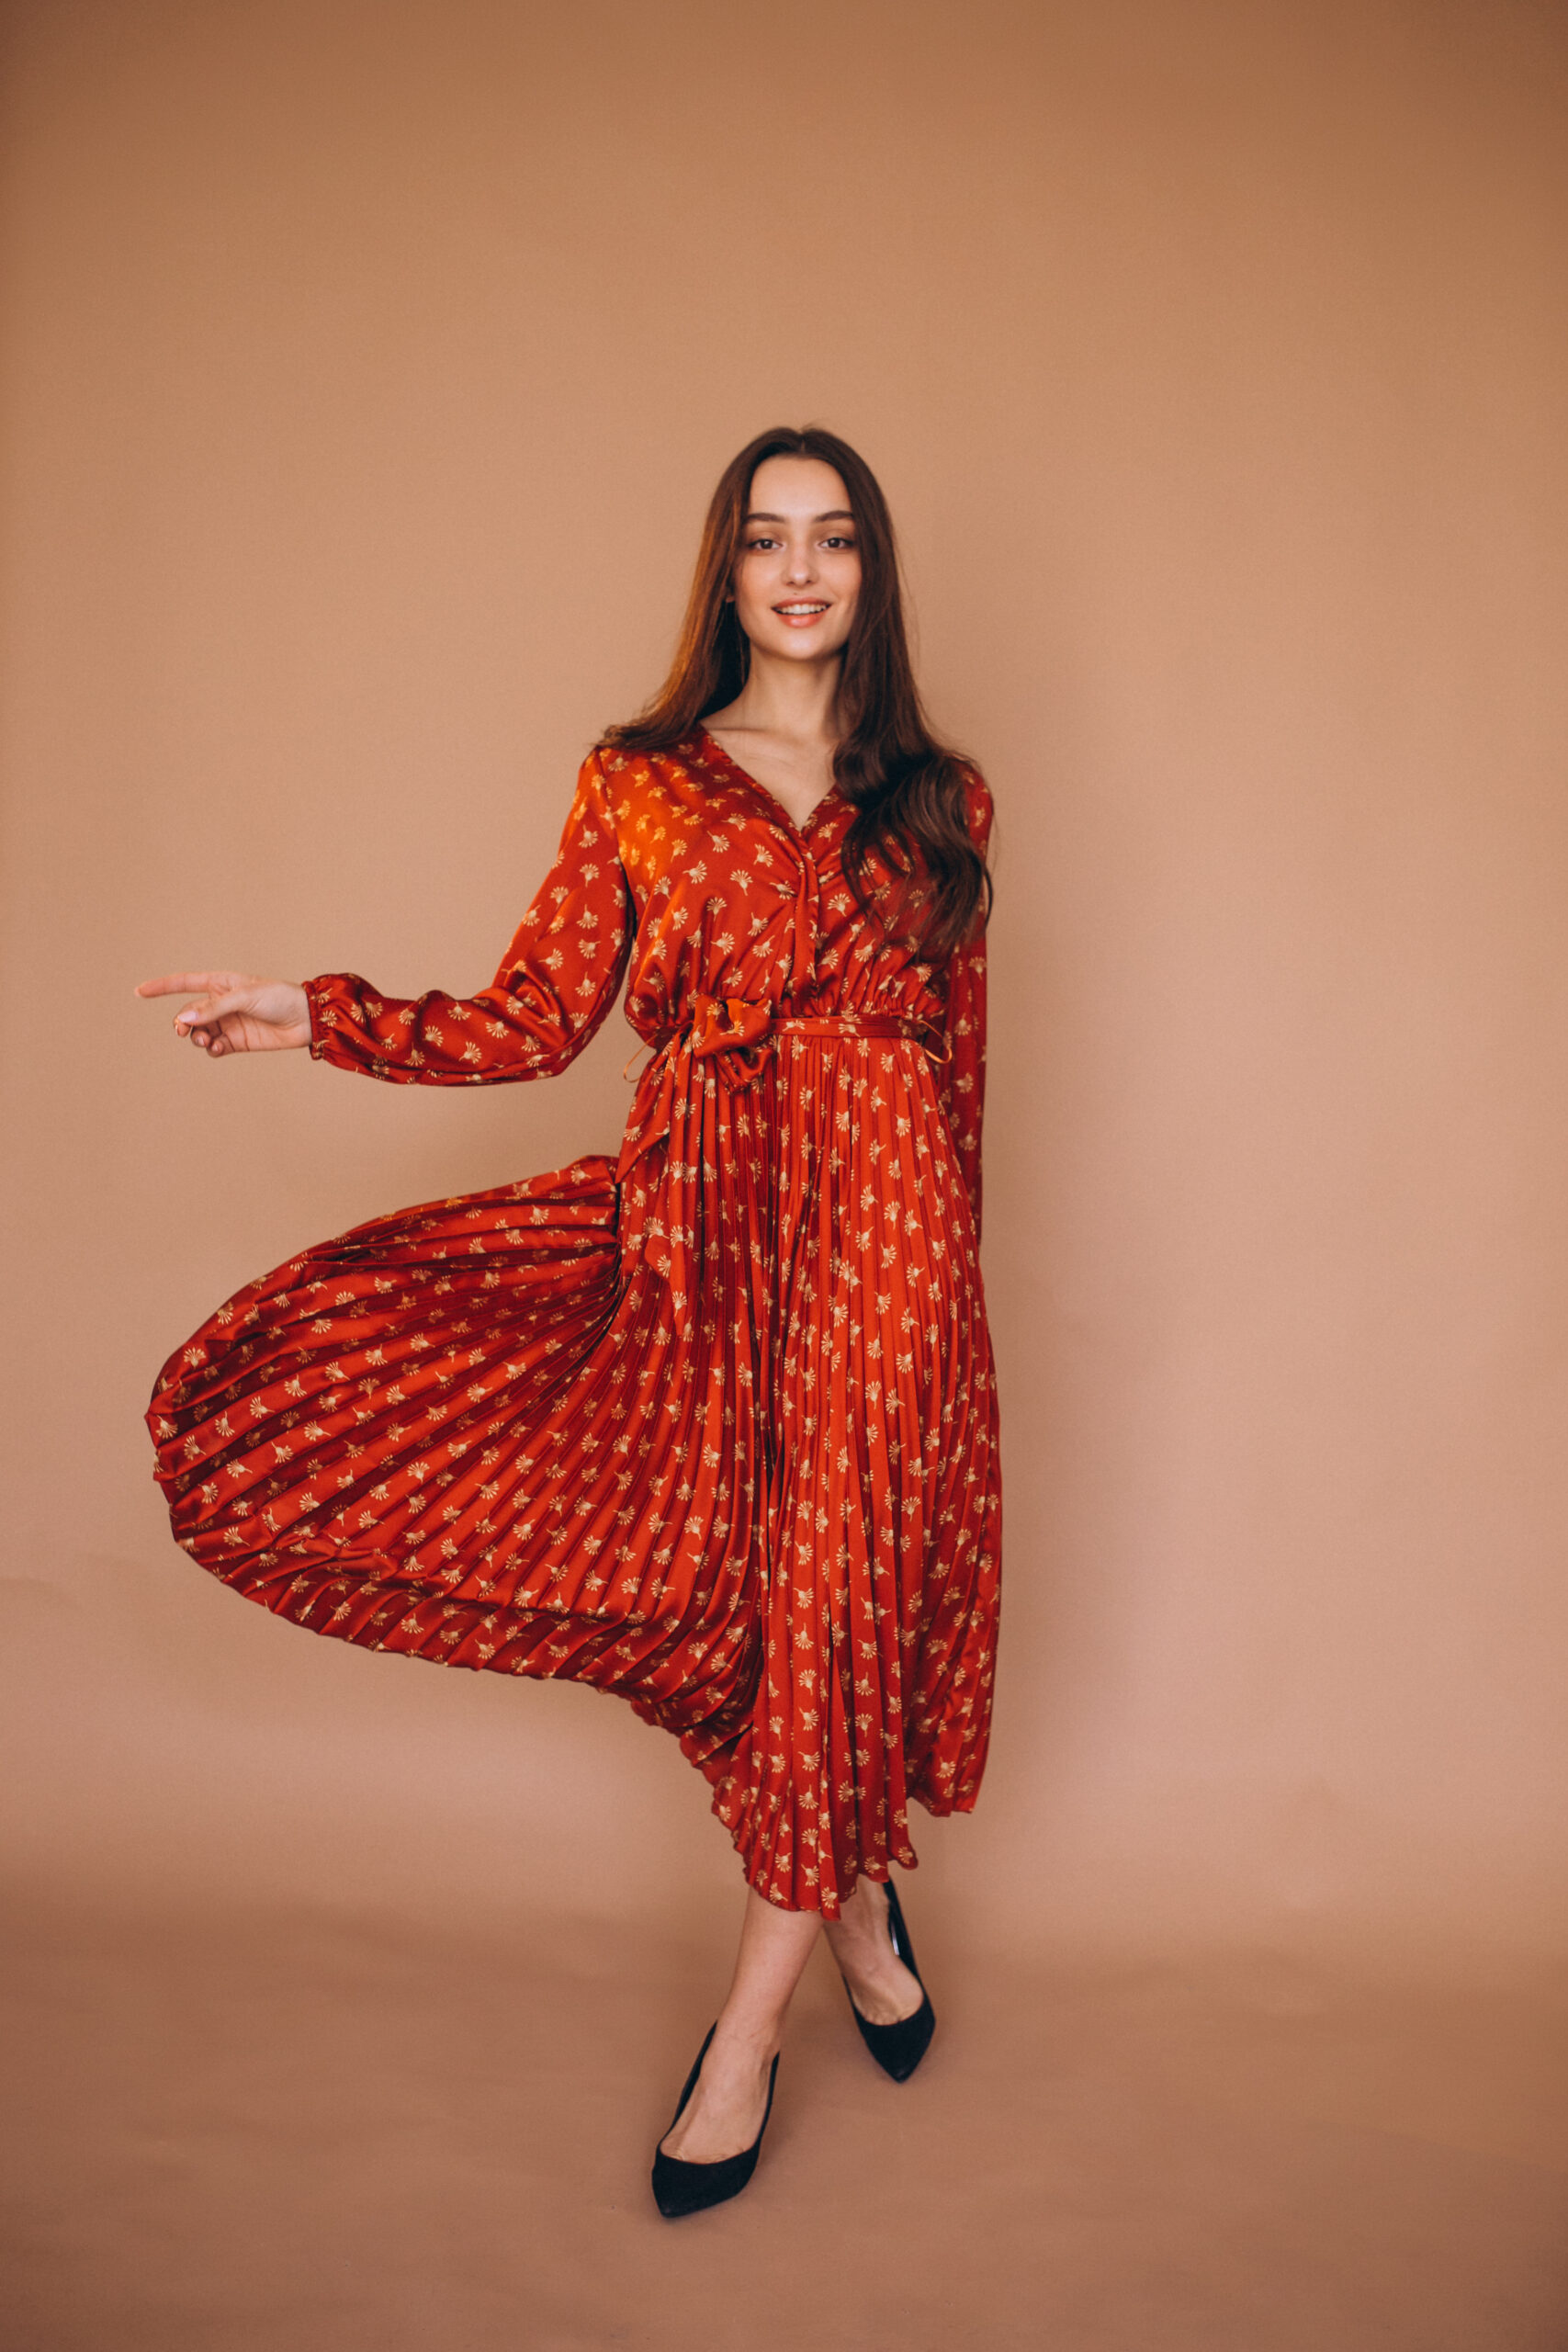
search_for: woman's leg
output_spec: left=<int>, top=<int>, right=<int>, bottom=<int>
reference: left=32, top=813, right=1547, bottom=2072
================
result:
left=659, top=1886, right=821, bottom=2163
left=822, top=1876, right=925, bottom=2025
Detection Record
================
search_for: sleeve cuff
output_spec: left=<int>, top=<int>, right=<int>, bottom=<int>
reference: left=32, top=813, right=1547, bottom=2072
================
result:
left=302, top=975, right=337, bottom=1062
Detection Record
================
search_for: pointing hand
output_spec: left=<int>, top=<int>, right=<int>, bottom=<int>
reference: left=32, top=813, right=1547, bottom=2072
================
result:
left=135, top=971, right=311, bottom=1057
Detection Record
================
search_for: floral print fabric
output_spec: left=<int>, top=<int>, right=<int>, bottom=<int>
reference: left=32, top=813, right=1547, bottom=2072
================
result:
left=148, top=731, right=1001, bottom=1915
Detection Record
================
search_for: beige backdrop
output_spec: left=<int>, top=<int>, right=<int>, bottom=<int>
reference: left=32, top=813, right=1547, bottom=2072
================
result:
left=5, top=0, right=1568, bottom=1988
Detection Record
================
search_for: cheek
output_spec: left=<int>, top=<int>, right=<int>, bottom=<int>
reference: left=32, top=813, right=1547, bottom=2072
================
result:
left=734, top=562, right=773, bottom=620
left=831, top=565, right=862, bottom=628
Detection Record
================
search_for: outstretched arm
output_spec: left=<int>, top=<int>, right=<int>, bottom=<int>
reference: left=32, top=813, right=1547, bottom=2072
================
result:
left=138, top=750, right=634, bottom=1082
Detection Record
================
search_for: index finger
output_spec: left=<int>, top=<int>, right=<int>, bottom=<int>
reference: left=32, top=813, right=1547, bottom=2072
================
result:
left=135, top=973, right=231, bottom=1001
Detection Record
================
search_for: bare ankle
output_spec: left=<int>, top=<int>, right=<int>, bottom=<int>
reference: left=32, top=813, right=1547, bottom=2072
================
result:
left=710, top=2014, right=783, bottom=2068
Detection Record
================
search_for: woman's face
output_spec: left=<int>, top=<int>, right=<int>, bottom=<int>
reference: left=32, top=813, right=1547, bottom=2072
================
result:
left=731, top=456, right=861, bottom=666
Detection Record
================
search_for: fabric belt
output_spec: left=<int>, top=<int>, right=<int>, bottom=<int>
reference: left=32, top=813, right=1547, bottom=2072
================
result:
left=655, top=994, right=947, bottom=1073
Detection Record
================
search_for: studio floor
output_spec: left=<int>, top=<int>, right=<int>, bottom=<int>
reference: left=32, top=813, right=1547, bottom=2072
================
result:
left=4, top=1893, right=1565, bottom=2352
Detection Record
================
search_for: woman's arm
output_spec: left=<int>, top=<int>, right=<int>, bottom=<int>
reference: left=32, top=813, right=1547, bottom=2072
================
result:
left=304, top=751, right=631, bottom=1084
left=935, top=768, right=993, bottom=1244
left=140, top=751, right=634, bottom=1082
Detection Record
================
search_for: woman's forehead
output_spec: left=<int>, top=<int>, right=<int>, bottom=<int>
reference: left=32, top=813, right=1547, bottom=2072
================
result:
left=747, top=454, right=851, bottom=511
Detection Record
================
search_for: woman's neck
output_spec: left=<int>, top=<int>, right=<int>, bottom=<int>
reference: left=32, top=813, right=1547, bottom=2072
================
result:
left=708, top=650, right=842, bottom=751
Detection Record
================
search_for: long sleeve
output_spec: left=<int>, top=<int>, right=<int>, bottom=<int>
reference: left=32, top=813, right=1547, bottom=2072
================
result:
left=304, top=749, right=632, bottom=1085
left=936, top=768, right=994, bottom=1245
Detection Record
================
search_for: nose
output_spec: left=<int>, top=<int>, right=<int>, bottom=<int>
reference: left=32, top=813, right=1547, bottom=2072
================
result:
left=783, top=537, right=817, bottom=585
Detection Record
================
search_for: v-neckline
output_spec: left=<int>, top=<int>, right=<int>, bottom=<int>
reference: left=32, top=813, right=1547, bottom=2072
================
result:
left=697, top=726, right=840, bottom=839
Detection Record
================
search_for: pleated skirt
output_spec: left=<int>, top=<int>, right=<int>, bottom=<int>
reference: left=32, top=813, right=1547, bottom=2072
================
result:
left=149, top=1032, right=1001, bottom=1913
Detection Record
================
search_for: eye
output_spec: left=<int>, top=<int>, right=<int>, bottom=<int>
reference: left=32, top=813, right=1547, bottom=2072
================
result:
left=822, top=536, right=856, bottom=550
left=745, top=536, right=780, bottom=551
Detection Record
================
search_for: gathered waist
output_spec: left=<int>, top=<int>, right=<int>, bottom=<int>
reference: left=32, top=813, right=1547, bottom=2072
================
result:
left=637, top=993, right=948, bottom=1077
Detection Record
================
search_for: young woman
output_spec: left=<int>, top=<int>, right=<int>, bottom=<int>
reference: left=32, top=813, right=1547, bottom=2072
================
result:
left=138, top=424, right=1000, bottom=2218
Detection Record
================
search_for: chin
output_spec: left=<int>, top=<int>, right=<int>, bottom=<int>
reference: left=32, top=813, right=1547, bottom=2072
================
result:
left=761, top=630, right=848, bottom=662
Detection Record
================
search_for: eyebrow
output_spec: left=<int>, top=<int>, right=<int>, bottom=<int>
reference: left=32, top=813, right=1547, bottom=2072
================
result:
left=744, top=509, right=855, bottom=524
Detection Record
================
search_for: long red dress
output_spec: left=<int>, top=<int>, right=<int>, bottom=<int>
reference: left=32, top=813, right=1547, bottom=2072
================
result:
left=148, top=729, right=1000, bottom=1915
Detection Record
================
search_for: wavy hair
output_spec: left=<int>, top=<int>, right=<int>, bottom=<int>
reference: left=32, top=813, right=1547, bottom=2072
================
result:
left=604, top=424, right=991, bottom=958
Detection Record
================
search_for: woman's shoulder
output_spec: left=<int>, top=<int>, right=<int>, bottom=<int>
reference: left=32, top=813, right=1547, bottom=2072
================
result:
left=590, top=736, right=706, bottom=786
left=592, top=729, right=700, bottom=766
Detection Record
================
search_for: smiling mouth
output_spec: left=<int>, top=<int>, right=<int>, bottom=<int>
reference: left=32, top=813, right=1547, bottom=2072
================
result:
left=774, top=602, right=829, bottom=622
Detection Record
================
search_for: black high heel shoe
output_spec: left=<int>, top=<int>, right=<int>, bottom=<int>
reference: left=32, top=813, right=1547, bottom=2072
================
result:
left=650, top=2023, right=780, bottom=2220
left=840, top=1875, right=936, bottom=2083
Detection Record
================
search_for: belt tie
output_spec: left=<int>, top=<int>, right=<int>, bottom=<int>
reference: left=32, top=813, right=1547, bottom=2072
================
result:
left=613, top=995, right=948, bottom=1302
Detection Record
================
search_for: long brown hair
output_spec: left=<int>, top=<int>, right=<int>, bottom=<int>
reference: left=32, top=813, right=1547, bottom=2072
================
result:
left=604, top=425, right=991, bottom=958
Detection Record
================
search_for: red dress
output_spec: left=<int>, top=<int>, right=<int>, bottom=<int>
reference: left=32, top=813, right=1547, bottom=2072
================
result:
left=148, top=730, right=1001, bottom=1915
